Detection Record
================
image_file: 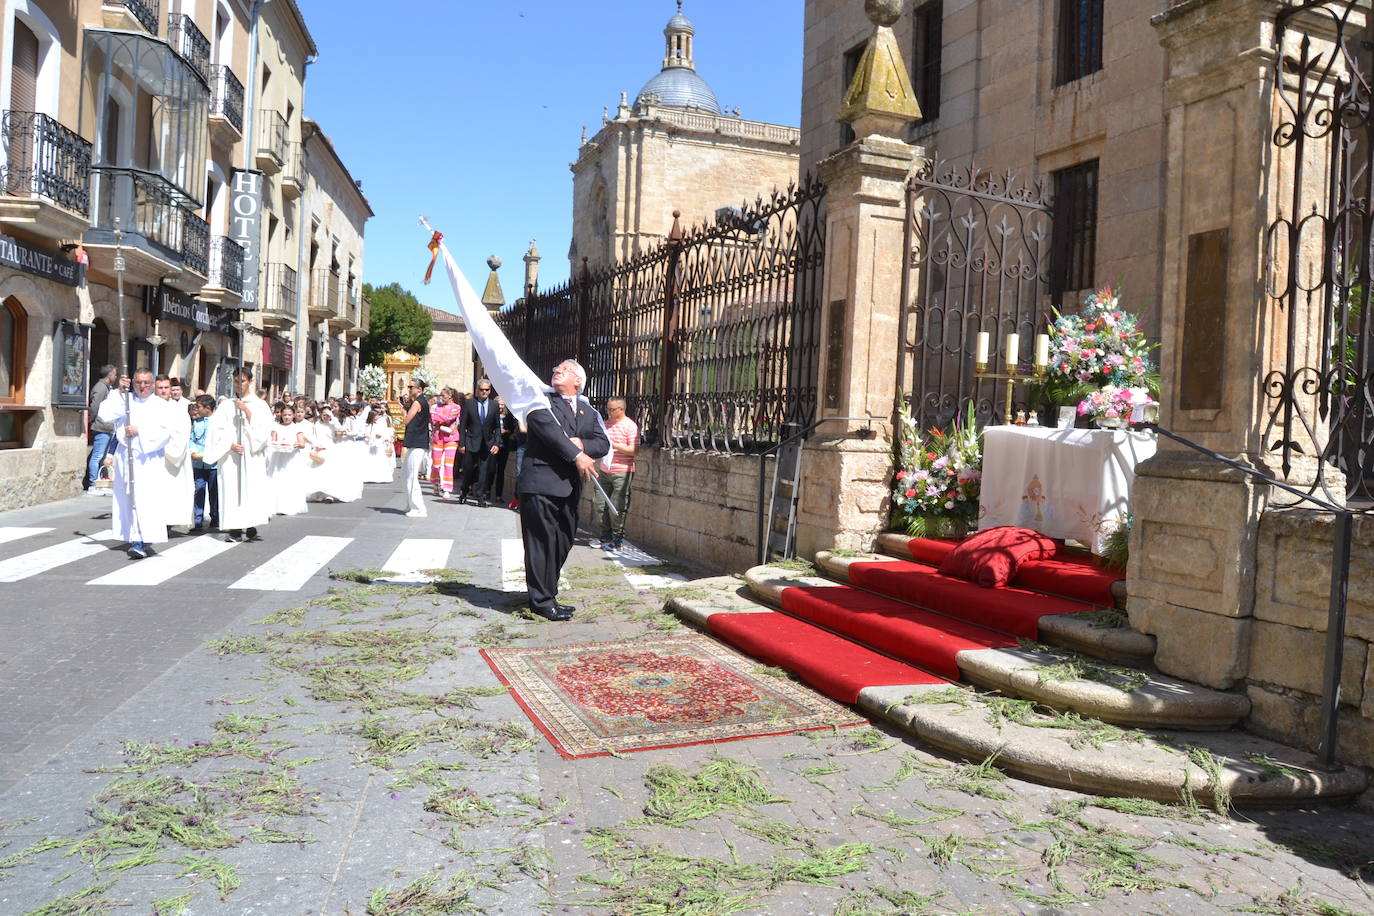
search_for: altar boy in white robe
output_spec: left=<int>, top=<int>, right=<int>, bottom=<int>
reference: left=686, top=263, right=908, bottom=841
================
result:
left=204, top=368, right=272, bottom=542
left=159, top=376, right=195, bottom=529
left=97, top=369, right=175, bottom=559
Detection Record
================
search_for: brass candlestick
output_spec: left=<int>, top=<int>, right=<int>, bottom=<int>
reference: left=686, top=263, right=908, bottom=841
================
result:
left=974, top=360, right=1046, bottom=425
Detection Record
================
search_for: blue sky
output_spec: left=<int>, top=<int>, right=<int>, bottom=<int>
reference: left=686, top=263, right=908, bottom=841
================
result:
left=295, top=0, right=804, bottom=307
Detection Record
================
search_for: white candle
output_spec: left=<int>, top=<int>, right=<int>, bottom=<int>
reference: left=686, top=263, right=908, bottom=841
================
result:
left=1004, top=333, right=1019, bottom=370
left=975, top=332, right=990, bottom=365
left=1035, top=333, right=1050, bottom=368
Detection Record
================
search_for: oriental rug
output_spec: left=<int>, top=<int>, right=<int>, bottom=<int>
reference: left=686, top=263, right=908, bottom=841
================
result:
left=481, top=633, right=866, bottom=759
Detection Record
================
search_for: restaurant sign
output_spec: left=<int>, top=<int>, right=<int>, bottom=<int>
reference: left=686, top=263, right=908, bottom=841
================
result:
left=0, top=233, right=81, bottom=286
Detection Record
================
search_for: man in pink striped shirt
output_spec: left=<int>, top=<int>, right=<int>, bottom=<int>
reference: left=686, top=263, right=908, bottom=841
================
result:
left=591, top=397, right=639, bottom=552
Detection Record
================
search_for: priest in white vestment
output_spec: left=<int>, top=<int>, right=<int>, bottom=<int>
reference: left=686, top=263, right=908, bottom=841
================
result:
left=161, top=378, right=195, bottom=528
left=204, top=368, right=272, bottom=541
left=97, top=369, right=175, bottom=558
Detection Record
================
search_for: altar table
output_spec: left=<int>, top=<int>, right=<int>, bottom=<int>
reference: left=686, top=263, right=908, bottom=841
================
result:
left=977, top=426, right=1158, bottom=553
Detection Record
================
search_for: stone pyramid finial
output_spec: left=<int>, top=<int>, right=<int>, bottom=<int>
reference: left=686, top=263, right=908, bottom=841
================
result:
left=838, top=0, right=921, bottom=140
left=481, top=255, right=505, bottom=315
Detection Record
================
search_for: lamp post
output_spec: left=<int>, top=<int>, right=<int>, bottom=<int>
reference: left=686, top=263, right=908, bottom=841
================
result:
left=146, top=320, right=167, bottom=376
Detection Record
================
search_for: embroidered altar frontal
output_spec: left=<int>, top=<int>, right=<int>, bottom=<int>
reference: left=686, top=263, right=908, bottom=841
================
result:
left=481, top=633, right=866, bottom=758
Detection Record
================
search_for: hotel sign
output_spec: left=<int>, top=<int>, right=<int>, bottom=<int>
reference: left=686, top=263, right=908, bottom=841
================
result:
left=229, top=168, right=263, bottom=310
left=0, top=233, right=81, bottom=286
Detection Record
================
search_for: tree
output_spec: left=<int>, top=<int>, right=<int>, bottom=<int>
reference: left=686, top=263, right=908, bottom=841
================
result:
left=360, top=282, right=433, bottom=367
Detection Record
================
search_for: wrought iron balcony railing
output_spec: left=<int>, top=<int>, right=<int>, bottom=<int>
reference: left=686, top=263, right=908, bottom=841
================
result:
left=208, top=235, right=244, bottom=293
left=256, top=109, right=287, bottom=164
left=167, top=13, right=210, bottom=83
left=115, top=0, right=159, bottom=34
left=282, top=140, right=303, bottom=184
left=262, top=263, right=298, bottom=316
left=0, top=110, right=93, bottom=216
left=211, top=66, right=244, bottom=133
left=91, top=165, right=200, bottom=264
left=181, top=209, right=209, bottom=276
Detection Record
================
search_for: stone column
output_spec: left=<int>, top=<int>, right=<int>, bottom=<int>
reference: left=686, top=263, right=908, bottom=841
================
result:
left=795, top=0, right=922, bottom=558
left=1129, top=0, right=1301, bottom=688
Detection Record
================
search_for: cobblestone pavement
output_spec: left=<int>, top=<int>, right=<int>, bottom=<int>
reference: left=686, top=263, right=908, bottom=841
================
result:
left=0, top=482, right=1372, bottom=914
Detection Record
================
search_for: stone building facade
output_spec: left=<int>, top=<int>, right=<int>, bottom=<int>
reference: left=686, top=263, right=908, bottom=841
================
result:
left=0, top=0, right=370, bottom=510
left=420, top=304, right=473, bottom=396
left=802, top=0, right=1169, bottom=325
left=569, top=4, right=800, bottom=270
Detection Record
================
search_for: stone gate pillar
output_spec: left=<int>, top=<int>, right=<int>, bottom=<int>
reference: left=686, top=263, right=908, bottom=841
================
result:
left=1129, top=0, right=1299, bottom=688
left=794, top=0, right=922, bottom=558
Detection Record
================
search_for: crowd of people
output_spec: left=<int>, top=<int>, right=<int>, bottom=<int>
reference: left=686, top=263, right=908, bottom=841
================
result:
left=86, top=364, right=400, bottom=557
left=84, top=365, right=546, bottom=555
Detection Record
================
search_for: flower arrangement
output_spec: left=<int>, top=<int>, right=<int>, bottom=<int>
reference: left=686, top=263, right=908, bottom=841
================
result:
left=1076, top=384, right=1156, bottom=422
left=891, top=403, right=983, bottom=537
left=1046, top=285, right=1155, bottom=389
left=412, top=365, right=439, bottom=394
left=358, top=365, right=386, bottom=399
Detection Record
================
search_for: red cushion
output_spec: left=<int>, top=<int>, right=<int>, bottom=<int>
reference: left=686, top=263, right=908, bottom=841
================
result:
left=938, top=526, right=1058, bottom=588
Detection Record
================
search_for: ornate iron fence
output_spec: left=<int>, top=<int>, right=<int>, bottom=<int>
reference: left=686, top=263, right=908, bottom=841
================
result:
left=0, top=110, right=92, bottom=215
left=168, top=13, right=210, bottom=83
left=209, top=235, right=244, bottom=294
left=898, top=159, right=1053, bottom=430
left=497, top=174, right=826, bottom=451
left=1264, top=0, right=1374, bottom=507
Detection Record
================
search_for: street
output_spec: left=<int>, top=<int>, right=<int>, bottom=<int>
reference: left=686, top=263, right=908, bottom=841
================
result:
left=0, top=476, right=1371, bottom=915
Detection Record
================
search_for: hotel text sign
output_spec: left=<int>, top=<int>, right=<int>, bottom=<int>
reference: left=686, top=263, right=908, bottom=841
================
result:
left=229, top=169, right=263, bottom=310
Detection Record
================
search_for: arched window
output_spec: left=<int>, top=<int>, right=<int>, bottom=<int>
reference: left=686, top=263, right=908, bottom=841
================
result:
left=0, top=296, right=28, bottom=403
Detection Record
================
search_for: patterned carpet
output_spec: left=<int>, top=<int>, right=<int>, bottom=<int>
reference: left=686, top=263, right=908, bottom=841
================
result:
left=482, top=633, right=866, bottom=758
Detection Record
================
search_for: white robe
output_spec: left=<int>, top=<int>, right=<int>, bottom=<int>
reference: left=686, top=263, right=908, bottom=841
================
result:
left=97, top=389, right=175, bottom=544
left=268, top=421, right=309, bottom=516
left=308, top=419, right=362, bottom=502
left=204, top=393, right=273, bottom=530
left=163, top=397, right=195, bottom=527
left=364, top=417, right=395, bottom=483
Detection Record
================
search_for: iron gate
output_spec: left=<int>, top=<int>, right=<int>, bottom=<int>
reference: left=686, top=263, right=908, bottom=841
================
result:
left=1265, top=0, right=1374, bottom=508
left=898, top=158, right=1054, bottom=431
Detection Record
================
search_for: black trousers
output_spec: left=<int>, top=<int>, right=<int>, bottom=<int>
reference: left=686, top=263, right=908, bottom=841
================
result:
left=520, top=490, right=579, bottom=611
left=461, top=448, right=493, bottom=497
left=491, top=448, right=510, bottom=499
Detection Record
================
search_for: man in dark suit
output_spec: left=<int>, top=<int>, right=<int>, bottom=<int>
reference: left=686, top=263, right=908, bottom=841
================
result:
left=518, top=359, right=609, bottom=621
left=459, top=377, right=502, bottom=507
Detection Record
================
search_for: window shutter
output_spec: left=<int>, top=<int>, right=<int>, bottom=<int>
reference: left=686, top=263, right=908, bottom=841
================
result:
left=10, top=21, right=39, bottom=113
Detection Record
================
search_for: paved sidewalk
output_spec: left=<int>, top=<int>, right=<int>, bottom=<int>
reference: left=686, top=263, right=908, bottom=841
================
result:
left=1, top=490, right=1372, bottom=913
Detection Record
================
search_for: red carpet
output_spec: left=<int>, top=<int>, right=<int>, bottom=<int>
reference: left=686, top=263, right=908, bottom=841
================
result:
left=900, top=537, right=1121, bottom=607
left=778, top=586, right=1016, bottom=679
left=707, top=611, right=948, bottom=703
left=845, top=559, right=1091, bottom=638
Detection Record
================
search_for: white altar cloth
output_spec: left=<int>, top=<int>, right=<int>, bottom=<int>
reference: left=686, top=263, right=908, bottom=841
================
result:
left=977, top=426, right=1157, bottom=553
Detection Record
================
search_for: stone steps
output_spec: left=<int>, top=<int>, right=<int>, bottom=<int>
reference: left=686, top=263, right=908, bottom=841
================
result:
left=663, top=573, right=1367, bottom=805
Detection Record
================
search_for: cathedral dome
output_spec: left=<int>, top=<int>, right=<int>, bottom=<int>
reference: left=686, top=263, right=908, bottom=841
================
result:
left=636, top=68, right=721, bottom=113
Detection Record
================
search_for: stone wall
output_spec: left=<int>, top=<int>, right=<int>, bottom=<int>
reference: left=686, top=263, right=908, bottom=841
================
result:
left=1246, top=509, right=1374, bottom=768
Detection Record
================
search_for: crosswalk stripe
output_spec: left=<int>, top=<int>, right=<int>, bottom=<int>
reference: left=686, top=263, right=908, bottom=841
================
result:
left=0, top=527, right=53, bottom=546
left=0, top=531, right=118, bottom=583
left=87, top=535, right=238, bottom=587
left=377, top=538, right=453, bottom=585
left=229, top=536, right=352, bottom=591
left=501, top=538, right=524, bottom=592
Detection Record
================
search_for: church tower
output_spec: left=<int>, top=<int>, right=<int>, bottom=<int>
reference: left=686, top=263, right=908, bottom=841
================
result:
left=568, top=2, right=800, bottom=272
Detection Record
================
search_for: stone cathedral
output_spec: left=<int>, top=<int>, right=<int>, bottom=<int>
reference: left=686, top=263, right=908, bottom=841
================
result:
left=568, top=2, right=801, bottom=272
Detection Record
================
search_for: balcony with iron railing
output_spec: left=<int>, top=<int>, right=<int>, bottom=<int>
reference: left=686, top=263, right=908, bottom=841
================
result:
left=307, top=268, right=335, bottom=322
left=0, top=110, right=92, bottom=238
left=88, top=166, right=206, bottom=285
left=346, top=289, right=368, bottom=340
left=209, top=66, right=244, bottom=139
left=281, top=141, right=303, bottom=199
left=167, top=13, right=210, bottom=83
left=206, top=235, right=244, bottom=295
left=103, top=0, right=159, bottom=34
left=261, top=263, right=298, bottom=330
left=255, top=109, right=287, bottom=174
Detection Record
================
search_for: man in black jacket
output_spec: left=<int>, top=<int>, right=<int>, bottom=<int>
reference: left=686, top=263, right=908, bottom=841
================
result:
left=518, top=359, right=609, bottom=621
left=459, top=377, right=502, bottom=507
